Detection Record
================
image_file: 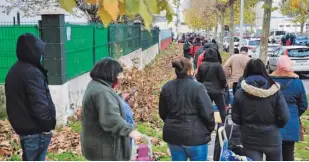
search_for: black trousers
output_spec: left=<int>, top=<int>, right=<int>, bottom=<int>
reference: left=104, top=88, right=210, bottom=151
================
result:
left=232, top=82, right=238, bottom=95
left=224, top=87, right=230, bottom=106
left=208, top=94, right=226, bottom=122
left=282, top=141, right=295, bottom=161
left=244, top=144, right=282, bottom=161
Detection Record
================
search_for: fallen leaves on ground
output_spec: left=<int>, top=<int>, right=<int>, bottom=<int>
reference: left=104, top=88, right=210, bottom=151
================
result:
left=0, top=43, right=181, bottom=160
left=116, top=43, right=181, bottom=123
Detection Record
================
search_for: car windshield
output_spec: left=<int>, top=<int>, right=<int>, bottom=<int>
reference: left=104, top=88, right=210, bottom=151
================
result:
left=288, top=48, right=309, bottom=57
left=248, top=40, right=260, bottom=46
left=275, top=31, right=285, bottom=35
left=296, top=36, right=308, bottom=40
left=234, top=37, right=240, bottom=42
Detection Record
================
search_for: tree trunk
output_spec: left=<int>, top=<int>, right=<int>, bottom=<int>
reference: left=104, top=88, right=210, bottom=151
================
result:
left=259, top=0, right=272, bottom=65
left=215, top=11, right=219, bottom=40
left=219, top=10, right=225, bottom=53
left=300, top=22, right=305, bottom=35
left=229, top=3, right=235, bottom=56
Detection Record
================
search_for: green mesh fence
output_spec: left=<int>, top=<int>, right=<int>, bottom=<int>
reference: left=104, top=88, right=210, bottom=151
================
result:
left=109, top=24, right=141, bottom=58
left=65, top=24, right=94, bottom=80
left=65, top=24, right=109, bottom=80
left=141, top=29, right=159, bottom=50
left=94, top=25, right=109, bottom=63
left=0, top=23, right=40, bottom=84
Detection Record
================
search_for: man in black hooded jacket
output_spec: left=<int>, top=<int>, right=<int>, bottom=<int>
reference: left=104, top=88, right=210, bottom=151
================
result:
left=5, top=33, right=56, bottom=161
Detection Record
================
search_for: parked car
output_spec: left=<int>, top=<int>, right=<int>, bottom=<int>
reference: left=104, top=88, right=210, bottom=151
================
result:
left=243, top=38, right=261, bottom=56
left=267, top=46, right=309, bottom=74
left=223, top=37, right=240, bottom=52
left=293, top=35, right=309, bottom=46
left=250, top=44, right=281, bottom=59
left=269, top=30, right=286, bottom=43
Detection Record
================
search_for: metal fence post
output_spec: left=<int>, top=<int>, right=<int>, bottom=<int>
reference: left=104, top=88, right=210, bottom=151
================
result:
left=40, top=14, right=66, bottom=85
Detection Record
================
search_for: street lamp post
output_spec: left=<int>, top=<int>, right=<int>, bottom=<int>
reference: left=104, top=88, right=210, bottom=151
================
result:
left=239, top=0, right=244, bottom=47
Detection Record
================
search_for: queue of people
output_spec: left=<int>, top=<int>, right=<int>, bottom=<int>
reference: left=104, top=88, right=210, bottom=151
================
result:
left=3, top=33, right=308, bottom=161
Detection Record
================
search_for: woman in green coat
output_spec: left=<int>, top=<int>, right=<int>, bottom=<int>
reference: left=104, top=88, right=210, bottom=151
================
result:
left=81, top=58, right=142, bottom=161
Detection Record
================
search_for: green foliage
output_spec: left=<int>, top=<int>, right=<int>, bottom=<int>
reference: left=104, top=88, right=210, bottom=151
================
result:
left=8, top=154, right=21, bottom=161
left=295, top=111, right=309, bottom=160
left=47, top=152, right=86, bottom=161
left=224, top=0, right=259, bottom=25
left=184, top=0, right=217, bottom=30
left=280, top=0, right=309, bottom=27
left=67, top=117, right=82, bottom=133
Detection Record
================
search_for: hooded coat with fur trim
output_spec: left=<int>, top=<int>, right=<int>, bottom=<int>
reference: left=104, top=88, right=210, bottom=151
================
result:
left=232, top=75, right=290, bottom=148
left=270, top=71, right=308, bottom=141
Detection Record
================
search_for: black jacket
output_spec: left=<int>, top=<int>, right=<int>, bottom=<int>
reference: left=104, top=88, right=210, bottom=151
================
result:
left=159, top=76, right=215, bottom=146
left=196, top=49, right=227, bottom=94
left=232, top=76, right=290, bottom=148
left=183, top=42, right=192, bottom=59
left=209, top=43, right=222, bottom=63
left=5, top=33, right=56, bottom=135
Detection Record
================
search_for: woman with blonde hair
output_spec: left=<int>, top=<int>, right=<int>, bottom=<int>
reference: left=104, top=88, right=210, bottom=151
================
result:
left=270, top=55, right=308, bottom=161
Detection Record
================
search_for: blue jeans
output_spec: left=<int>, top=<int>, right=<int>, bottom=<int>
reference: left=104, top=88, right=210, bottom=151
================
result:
left=20, top=132, right=53, bottom=161
left=168, top=144, right=208, bottom=161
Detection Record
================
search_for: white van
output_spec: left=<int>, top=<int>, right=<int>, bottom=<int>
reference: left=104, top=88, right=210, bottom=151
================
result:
left=269, top=30, right=286, bottom=43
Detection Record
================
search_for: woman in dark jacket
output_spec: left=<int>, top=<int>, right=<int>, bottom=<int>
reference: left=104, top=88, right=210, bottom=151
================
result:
left=159, top=57, right=215, bottom=161
left=232, top=59, right=290, bottom=161
left=270, top=55, right=308, bottom=161
left=81, top=58, right=143, bottom=161
left=196, top=48, right=227, bottom=122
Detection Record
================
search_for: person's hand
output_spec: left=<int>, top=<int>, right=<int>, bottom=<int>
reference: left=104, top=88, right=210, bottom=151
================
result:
left=129, top=130, right=143, bottom=142
left=122, top=93, right=130, bottom=101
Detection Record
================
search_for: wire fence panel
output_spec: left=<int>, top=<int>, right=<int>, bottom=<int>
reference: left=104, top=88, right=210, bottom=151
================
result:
left=94, top=25, right=109, bottom=63
left=0, top=22, right=39, bottom=84
left=109, top=24, right=141, bottom=58
left=65, top=24, right=94, bottom=80
left=141, top=29, right=159, bottom=50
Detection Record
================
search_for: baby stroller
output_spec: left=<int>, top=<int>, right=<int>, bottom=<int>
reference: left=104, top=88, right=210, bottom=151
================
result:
left=213, top=108, right=250, bottom=161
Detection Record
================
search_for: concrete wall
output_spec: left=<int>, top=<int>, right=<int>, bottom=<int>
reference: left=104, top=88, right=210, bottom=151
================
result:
left=50, top=44, right=159, bottom=124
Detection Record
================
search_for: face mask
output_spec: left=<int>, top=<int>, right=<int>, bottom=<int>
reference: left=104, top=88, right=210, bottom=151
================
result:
left=112, top=78, right=119, bottom=89
left=40, top=55, right=43, bottom=64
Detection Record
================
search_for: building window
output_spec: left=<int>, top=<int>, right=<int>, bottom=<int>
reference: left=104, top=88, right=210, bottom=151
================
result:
left=286, top=25, right=291, bottom=27
left=279, top=25, right=284, bottom=28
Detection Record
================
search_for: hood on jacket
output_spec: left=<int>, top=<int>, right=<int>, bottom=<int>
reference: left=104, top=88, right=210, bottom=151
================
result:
left=17, top=33, right=45, bottom=67
left=241, top=76, right=280, bottom=98
left=270, top=70, right=299, bottom=78
left=210, top=42, right=218, bottom=50
left=203, top=48, right=220, bottom=62
left=204, top=43, right=211, bottom=49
